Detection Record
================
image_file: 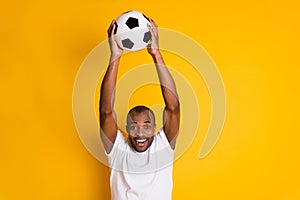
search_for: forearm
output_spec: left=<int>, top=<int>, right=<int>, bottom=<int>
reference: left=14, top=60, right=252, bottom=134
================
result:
left=99, top=57, right=120, bottom=114
left=152, top=52, right=180, bottom=111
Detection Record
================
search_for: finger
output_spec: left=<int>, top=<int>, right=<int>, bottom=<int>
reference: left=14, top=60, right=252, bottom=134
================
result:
left=107, top=20, right=113, bottom=33
left=147, top=39, right=152, bottom=46
left=111, top=21, right=117, bottom=38
left=149, top=18, right=158, bottom=35
left=107, top=20, right=115, bottom=36
left=147, top=23, right=154, bottom=35
left=149, top=18, right=158, bottom=28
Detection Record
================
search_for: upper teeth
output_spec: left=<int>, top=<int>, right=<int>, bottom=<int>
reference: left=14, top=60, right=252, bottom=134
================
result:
left=136, top=139, right=146, bottom=143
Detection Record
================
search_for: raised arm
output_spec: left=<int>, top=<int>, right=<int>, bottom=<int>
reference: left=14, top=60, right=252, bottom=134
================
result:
left=99, top=20, right=123, bottom=153
left=147, top=19, right=180, bottom=149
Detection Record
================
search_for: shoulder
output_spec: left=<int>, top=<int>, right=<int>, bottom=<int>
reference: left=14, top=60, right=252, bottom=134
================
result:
left=155, top=128, right=168, bottom=142
left=153, top=128, right=174, bottom=151
left=105, top=130, right=128, bottom=156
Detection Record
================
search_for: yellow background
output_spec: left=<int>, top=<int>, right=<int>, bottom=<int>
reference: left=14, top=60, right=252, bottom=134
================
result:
left=1, top=0, right=300, bottom=199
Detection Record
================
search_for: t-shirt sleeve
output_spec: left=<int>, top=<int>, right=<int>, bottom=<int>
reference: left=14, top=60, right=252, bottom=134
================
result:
left=155, top=128, right=175, bottom=152
left=105, top=130, right=126, bottom=157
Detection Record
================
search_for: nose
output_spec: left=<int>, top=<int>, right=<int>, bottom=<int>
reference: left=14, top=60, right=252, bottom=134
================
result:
left=135, top=127, right=146, bottom=137
left=136, top=128, right=143, bottom=135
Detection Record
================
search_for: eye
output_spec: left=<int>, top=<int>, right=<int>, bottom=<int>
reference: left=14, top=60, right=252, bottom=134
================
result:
left=129, top=125, right=137, bottom=131
left=144, top=125, right=152, bottom=129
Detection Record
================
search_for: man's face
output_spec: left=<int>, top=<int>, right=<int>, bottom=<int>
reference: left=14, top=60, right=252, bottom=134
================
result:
left=127, top=111, right=156, bottom=152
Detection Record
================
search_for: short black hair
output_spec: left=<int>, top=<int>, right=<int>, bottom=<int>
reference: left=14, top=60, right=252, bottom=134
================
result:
left=126, top=105, right=155, bottom=125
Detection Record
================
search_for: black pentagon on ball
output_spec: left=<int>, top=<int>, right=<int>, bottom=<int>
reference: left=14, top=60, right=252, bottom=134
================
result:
left=125, top=17, right=139, bottom=29
left=122, top=38, right=134, bottom=49
left=143, top=31, right=151, bottom=43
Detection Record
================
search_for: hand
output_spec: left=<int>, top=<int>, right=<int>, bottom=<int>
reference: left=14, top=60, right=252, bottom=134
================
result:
left=107, top=20, right=123, bottom=60
left=147, top=18, right=160, bottom=56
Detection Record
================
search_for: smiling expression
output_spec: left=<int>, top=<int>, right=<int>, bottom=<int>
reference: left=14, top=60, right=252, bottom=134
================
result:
left=126, top=109, right=156, bottom=152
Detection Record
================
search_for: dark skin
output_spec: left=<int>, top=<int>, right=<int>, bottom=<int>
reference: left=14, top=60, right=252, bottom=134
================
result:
left=100, top=18, right=180, bottom=154
left=126, top=110, right=156, bottom=152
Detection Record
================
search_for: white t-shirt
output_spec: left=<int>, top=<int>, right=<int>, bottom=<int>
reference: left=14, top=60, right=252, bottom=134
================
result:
left=106, top=128, right=174, bottom=200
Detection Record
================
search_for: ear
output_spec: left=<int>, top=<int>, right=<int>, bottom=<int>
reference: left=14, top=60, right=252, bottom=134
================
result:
left=153, top=124, right=157, bottom=131
left=126, top=125, right=130, bottom=133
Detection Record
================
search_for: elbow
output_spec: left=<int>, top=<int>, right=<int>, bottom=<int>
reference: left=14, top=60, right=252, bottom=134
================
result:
left=167, top=101, right=180, bottom=113
left=100, top=110, right=114, bottom=117
left=99, top=106, right=114, bottom=116
left=99, top=109, right=116, bottom=125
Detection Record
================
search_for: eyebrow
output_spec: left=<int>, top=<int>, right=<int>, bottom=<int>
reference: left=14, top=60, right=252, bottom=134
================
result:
left=129, top=120, right=152, bottom=125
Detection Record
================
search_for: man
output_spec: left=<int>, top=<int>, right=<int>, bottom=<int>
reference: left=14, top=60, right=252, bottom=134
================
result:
left=100, top=18, right=180, bottom=200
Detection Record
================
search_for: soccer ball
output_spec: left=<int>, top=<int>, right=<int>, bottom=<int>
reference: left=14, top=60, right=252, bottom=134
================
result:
left=114, top=10, right=152, bottom=51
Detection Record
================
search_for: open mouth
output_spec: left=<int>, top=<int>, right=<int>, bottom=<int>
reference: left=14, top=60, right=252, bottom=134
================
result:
left=134, top=138, right=149, bottom=147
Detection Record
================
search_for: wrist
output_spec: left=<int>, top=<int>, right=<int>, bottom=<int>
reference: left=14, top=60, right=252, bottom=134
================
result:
left=110, top=54, right=121, bottom=63
left=150, top=51, right=163, bottom=63
left=150, top=50, right=162, bottom=59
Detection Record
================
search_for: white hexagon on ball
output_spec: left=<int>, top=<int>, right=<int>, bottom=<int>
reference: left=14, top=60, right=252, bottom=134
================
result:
left=114, top=10, right=152, bottom=52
